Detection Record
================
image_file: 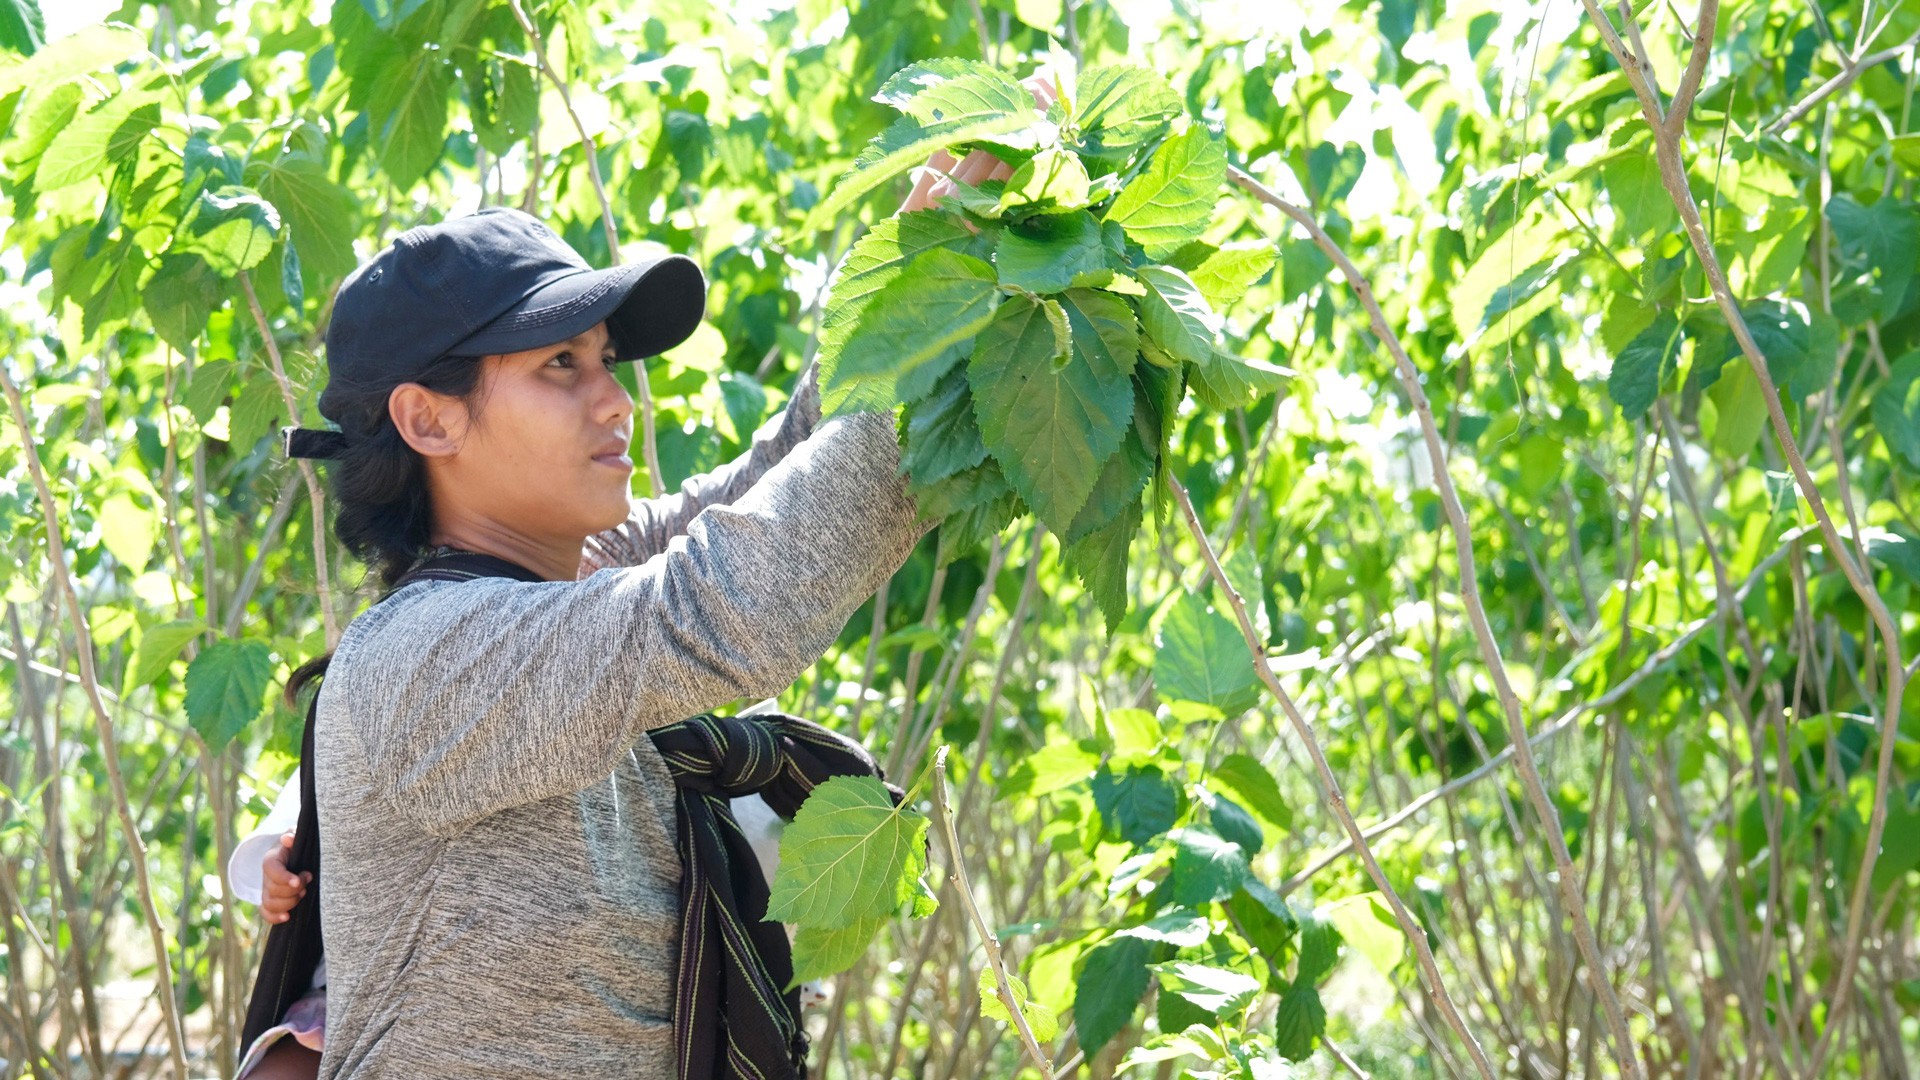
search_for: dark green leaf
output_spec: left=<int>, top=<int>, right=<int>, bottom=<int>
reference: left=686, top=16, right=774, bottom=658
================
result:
left=1273, top=986, right=1326, bottom=1060
left=1872, top=351, right=1920, bottom=470
left=1744, top=300, right=1839, bottom=403
left=1606, top=312, right=1681, bottom=419
left=1073, top=934, right=1151, bottom=1055
left=995, top=211, right=1106, bottom=294
left=900, top=365, right=990, bottom=486
left=1091, top=763, right=1182, bottom=845
left=1061, top=496, right=1140, bottom=632
left=1167, top=827, right=1250, bottom=906
left=0, top=0, right=44, bottom=55
left=970, top=294, right=1134, bottom=533
left=183, top=639, right=275, bottom=750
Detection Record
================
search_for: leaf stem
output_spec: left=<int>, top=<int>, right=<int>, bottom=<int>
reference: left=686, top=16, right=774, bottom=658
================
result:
left=1226, top=164, right=1642, bottom=1080
left=1163, top=472, right=1499, bottom=1080
left=240, top=273, right=339, bottom=646
left=1568, top=3, right=1909, bottom=1067
left=930, top=745, right=1056, bottom=1080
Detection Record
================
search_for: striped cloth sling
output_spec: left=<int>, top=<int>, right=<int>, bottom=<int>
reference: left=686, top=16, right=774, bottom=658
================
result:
left=241, top=547, right=902, bottom=1080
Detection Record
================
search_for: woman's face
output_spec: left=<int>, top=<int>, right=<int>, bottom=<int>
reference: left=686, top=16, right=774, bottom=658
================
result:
left=408, top=320, right=637, bottom=543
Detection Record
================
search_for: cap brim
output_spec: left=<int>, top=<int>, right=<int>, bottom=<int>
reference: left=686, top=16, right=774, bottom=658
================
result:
left=447, top=252, right=707, bottom=361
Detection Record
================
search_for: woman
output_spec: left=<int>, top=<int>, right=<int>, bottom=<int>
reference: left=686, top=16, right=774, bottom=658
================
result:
left=257, top=145, right=1019, bottom=1080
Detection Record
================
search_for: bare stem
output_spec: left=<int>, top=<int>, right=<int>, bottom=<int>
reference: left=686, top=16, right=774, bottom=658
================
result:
left=1227, top=165, right=1643, bottom=1080
left=240, top=272, right=340, bottom=647
left=1165, top=474, right=1499, bottom=1080
left=1564, top=4, right=1909, bottom=1067
left=931, top=746, right=1056, bottom=1080
left=0, top=365, right=192, bottom=1080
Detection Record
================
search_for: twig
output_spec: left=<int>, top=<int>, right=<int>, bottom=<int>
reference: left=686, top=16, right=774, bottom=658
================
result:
left=1764, top=28, right=1920, bottom=134
left=931, top=746, right=1055, bottom=1080
left=1227, top=164, right=1642, bottom=1080
left=503, top=0, right=667, bottom=499
left=1565, top=3, right=1909, bottom=1068
left=239, top=273, right=340, bottom=648
left=1164, top=474, right=1499, bottom=1080
left=0, top=365, right=192, bottom=1080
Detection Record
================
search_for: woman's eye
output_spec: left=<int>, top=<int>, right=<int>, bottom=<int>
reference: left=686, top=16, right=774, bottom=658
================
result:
left=602, top=355, right=618, bottom=371
left=547, top=351, right=574, bottom=369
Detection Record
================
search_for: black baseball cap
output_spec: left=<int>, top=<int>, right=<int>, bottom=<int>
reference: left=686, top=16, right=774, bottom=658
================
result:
left=282, top=207, right=705, bottom=459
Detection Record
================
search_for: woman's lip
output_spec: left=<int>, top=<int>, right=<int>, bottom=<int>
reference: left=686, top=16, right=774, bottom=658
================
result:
left=593, top=453, right=633, bottom=469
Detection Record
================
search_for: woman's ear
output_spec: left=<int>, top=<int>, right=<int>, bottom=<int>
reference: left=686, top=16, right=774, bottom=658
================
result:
left=388, top=382, right=466, bottom=459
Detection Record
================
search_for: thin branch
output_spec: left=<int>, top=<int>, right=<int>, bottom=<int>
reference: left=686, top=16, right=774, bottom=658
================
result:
left=931, top=746, right=1055, bottom=1080
left=1228, top=164, right=1643, bottom=1080
left=239, top=273, right=340, bottom=648
left=1566, top=6, right=1910, bottom=1069
left=1764, top=28, right=1920, bottom=135
left=503, top=0, right=668, bottom=499
left=1165, top=474, right=1500, bottom=1080
left=0, top=365, right=192, bottom=1080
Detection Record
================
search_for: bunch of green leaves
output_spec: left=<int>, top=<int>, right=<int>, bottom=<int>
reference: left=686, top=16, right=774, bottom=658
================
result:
left=811, top=59, right=1288, bottom=629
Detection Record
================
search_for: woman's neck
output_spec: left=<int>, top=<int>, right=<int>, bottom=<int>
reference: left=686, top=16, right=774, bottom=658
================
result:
left=425, top=522, right=583, bottom=582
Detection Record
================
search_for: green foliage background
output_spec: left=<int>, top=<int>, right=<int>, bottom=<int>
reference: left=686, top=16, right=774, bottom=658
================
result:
left=0, top=0, right=1916, bottom=1076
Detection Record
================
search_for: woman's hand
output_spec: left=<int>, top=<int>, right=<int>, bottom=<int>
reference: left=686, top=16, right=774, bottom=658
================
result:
left=897, top=69, right=1062, bottom=217
left=261, top=832, right=311, bottom=924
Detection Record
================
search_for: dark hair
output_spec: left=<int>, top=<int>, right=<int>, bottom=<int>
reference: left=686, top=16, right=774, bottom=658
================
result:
left=284, top=354, right=487, bottom=706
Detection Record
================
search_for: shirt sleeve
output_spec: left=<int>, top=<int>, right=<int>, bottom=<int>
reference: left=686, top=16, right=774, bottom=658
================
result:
left=577, top=358, right=823, bottom=577
left=340, top=408, right=933, bottom=838
left=229, top=767, right=304, bottom=906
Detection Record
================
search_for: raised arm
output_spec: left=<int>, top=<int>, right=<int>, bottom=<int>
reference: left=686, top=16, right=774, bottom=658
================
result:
left=338, top=409, right=933, bottom=838
left=577, top=358, right=823, bottom=576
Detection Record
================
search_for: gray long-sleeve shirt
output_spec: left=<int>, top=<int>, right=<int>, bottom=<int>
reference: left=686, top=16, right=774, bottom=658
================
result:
left=313, top=369, right=931, bottom=1079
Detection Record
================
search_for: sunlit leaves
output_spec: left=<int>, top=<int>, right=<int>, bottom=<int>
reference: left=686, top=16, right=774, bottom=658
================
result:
left=790, top=916, right=888, bottom=985
left=183, top=639, right=275, bottom=750
left=977, top=967, right=1060, bottom=1042
left=0, top=0, right=43, bottom=55
left=1102, top=124, right=1225, bottom=258
left=821, top=249, right=1000, bottom=414
left=1154, top=592, right=1261, bottom=716
left=124, top=620, right=204, bottom=695
left=1073, top=64, right=1181, bottom=161
left=180, top=187, right=281, bottom=274
left=1153, top=961, right=1261, bottom=1018
left=35, top=89, right=160, bottom=190
left=765, top=776, right=930, bottom=929
left=253, top=156, right=360, bottom=283
left=813, top=59, right=1045, bottom=226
